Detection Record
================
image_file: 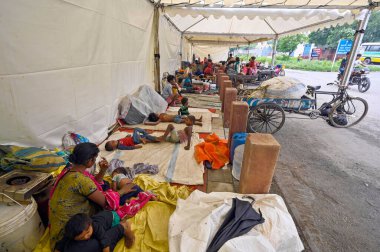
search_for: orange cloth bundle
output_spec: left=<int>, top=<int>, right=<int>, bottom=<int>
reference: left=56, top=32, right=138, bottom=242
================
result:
left=194, top=133, right=229, bottom=169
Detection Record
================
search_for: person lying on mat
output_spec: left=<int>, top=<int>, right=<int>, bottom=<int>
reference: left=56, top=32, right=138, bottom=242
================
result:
left=145, top=112, right=202, bottom=126
left=105, top=128, right=160, bottom=151
left=159, top=116, right=195, bottom=150
left=162, top=75, right=181, bottom=106
left=54, top=212, right=135, bottom=252
left=111, top=167, right=157, bottom=205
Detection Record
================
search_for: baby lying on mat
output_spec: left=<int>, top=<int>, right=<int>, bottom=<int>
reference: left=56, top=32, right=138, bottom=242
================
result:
left=105, top=128, right=160, bottom=151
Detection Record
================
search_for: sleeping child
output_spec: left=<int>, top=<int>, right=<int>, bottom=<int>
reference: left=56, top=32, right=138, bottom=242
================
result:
left=54, top=211, right=135, bottom=252
left=105, top=128, right=160, bottom=151
left=161, top=115, right=195, bottom=151
left=111, top=167, right=157, bottom=205
left=145, top=112, right=202, bottom=126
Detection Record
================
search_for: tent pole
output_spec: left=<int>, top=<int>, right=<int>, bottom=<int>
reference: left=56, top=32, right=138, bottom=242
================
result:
left=153, top=7, right=161, bottom=92
left=341, top=9, right=371, bottom=87
left=247, top=42, right=250, bottom=60
left=271, top=35, right=278, bottom=66
left=180, top=33, right=183, bottom=63
left=191, top=43, right=194, bottom=63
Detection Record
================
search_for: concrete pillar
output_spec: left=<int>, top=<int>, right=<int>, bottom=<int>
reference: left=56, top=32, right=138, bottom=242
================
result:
left=219, top=75, right=229, bottom=100
left=223, top=88, right=237, bottom=128
left=217, top=74, right=225, bottom=89
left=221, top=80, right=232, bottom=112
left=228, top=101, right=249, bottom=148
left=239, top=133, right=280, bottom=194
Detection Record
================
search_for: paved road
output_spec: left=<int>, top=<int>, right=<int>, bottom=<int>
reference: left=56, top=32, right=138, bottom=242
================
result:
left=273, top=70, right=380, bottom=252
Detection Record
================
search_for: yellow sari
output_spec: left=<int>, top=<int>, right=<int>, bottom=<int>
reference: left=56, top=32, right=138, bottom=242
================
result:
left=48, top=171, right=97, bottom=249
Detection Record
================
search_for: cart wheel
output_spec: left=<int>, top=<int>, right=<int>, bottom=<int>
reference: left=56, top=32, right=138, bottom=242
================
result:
left=247, top=103, right=285, bottom=134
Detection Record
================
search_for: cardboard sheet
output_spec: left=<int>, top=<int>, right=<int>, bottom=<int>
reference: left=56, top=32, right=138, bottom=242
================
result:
left=99, top=131, right=204, bottom=185
left=127, top=112, right=212, bottom=133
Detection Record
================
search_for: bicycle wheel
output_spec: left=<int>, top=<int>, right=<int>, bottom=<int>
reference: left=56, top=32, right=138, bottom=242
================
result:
left=358, top=77, right=371, bottom=93
left=328, top=97, right=368, bottom=128
left=247, top=103, right=285, bottom=134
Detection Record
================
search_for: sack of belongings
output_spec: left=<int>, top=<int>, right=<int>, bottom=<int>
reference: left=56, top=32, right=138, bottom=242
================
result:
left=249, top=77, right=307, bottom=99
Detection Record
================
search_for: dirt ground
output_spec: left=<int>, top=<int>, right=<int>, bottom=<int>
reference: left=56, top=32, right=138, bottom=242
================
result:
left=272, top=70, right=380, bottom=251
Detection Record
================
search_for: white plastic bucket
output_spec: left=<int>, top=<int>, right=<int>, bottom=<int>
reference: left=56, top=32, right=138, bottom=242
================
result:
left=0, top=193, right=45, bottom=252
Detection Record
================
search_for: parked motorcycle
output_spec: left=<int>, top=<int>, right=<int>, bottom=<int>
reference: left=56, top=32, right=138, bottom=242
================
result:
left=274, top=64, right=285, bottom=77
left=334, top=67, right=371, bottom=93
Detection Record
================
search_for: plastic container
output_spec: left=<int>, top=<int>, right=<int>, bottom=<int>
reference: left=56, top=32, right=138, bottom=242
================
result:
left=230, top=132, right=248, bottom=162
left=232, top=145, right=245, bottom=180
left=0, top=194, right=45, bottom=251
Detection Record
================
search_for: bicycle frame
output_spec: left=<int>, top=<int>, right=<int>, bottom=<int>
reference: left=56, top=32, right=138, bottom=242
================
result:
left=285, top=86, right=348, bottom=118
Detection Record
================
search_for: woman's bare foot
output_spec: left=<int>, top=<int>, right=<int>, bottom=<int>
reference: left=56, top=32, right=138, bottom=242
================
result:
left=121, top=220, right=135, bottom=248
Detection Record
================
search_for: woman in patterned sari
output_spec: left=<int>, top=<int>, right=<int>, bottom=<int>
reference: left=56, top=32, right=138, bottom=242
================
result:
left=48, top=142, right=134, bottom=249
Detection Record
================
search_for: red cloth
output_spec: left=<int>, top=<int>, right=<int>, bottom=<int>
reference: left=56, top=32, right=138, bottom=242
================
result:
left=116, top=191, right=155, bottom=218
left=194, top=133, right=229, bottom=169
left=204, top=67, right=213, bottom=75
left=249, top=61, right=257, bottom=71
left=119, top=136, right=135, bottom=146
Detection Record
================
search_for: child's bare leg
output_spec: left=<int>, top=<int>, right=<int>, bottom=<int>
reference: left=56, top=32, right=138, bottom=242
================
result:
left=195, top=122, right=203, bottom=126
left=196, top=116, right=203, bottom=122
left=157, top=124, right=174, bottom=141
left=120, top=220, right=135, bottom=248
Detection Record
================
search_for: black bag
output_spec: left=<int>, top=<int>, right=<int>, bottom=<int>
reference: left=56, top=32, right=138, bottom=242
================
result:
left=320, top=103, right=332, bottom=117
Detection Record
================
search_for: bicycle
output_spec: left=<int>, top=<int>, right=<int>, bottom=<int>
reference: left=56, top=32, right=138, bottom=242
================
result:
left=243, top=84, right=368, bottom=134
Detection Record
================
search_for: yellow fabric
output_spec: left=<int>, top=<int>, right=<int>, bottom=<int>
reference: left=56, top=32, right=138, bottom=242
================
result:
left=49, top=172, right=98, bottom=249
left=34, top=174, right=191, bottom=252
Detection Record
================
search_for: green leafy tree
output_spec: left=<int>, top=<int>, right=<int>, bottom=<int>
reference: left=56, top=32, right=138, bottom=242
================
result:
left=308, top=11, right=380, bottom=47
left=363, top=11, right=380, bottom=42
left=309, top=23, right=355, bottom=48
left=277, top=34, right=308, bottom=55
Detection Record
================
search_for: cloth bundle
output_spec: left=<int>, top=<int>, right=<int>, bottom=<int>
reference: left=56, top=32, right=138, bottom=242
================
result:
left=0, top=145, right=66, bottom=172
left=62, top=132, right=89, bottom=150
left=194, top=133, right=229, bottom=169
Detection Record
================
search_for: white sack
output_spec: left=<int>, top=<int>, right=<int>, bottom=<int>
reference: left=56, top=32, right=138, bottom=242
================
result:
left=261, top=77, right=307, bottom=99
left=119, top=85, right=167, bottom=124
left=169, top=190, right=304, bottom=252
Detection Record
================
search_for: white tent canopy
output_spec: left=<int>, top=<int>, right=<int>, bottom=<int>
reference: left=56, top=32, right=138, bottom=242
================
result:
left=164, top=7, right=356, bottom=42
left=155, top=0, right=379, bottom=48
left=155, top=0, right=379, bottom=9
